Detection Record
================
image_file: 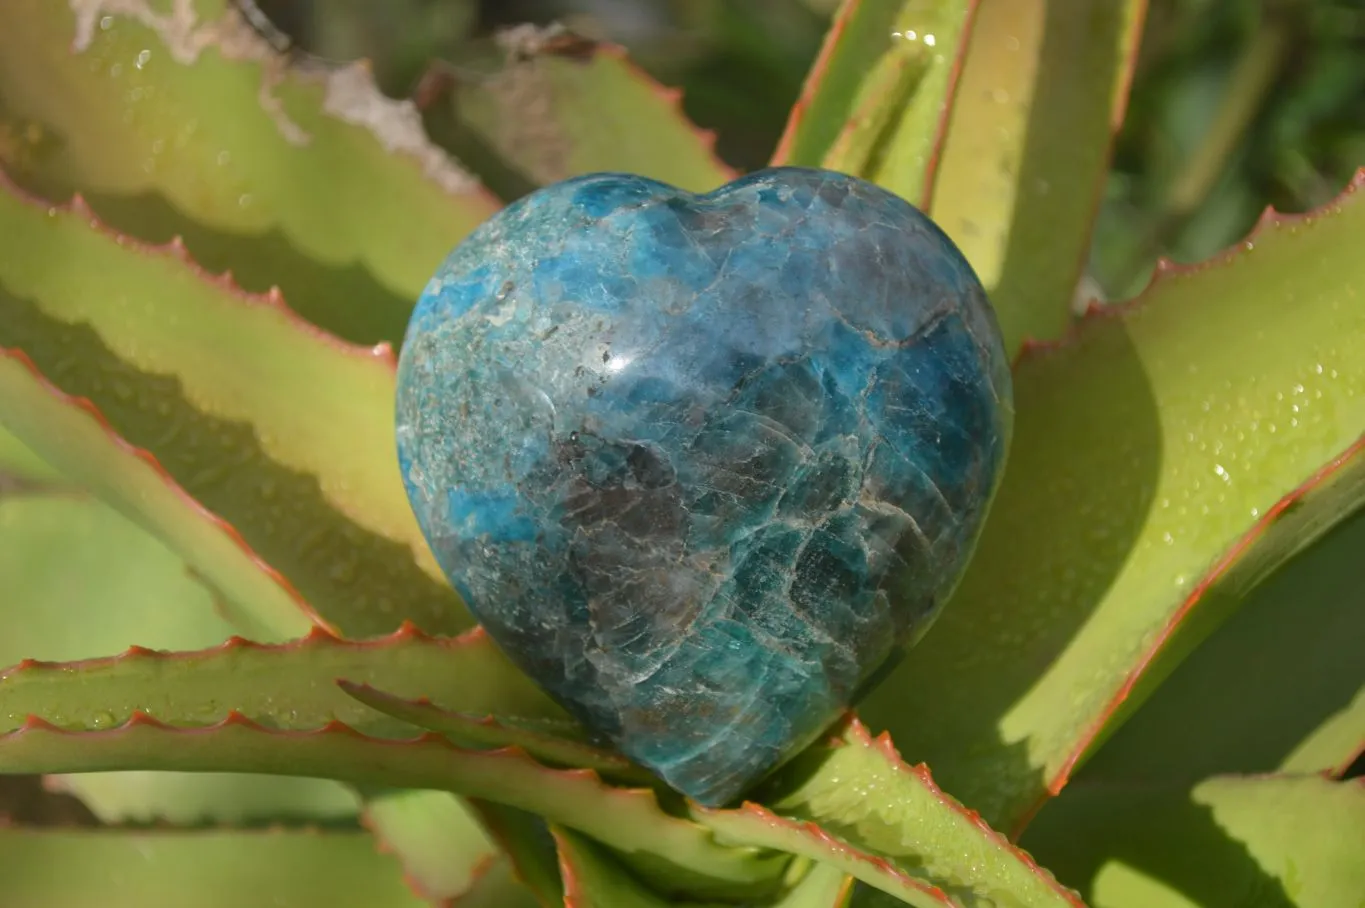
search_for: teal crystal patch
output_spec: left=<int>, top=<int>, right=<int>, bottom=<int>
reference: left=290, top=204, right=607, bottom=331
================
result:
left=395, top=167, right=1013, bottom=805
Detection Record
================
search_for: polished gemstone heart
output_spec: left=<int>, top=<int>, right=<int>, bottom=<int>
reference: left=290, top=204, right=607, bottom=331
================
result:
left=395, top=167, right=1013, bottom=806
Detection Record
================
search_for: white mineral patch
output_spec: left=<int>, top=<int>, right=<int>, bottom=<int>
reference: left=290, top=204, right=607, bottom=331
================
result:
left=323, top=61, right=480, bottom=195
left=67, top=0, right=480, bottom=191
left=69, top=0, right=306, bottom=143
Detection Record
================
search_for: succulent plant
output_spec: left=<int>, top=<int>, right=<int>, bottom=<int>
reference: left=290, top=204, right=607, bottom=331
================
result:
left=0, top=2, right=1360, bottom=907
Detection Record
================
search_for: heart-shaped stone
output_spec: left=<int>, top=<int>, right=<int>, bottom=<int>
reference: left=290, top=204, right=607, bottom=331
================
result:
left=395, top=167, right=1012, bottom=806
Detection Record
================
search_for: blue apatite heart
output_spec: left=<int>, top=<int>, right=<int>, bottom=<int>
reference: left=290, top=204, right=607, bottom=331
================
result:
left=395, top=167, right=1013, bottom=806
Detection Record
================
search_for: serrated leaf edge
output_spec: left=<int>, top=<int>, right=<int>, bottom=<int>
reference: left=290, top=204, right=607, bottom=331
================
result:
left=1007, top=167, right=1365, bottom=834
left=358, top=802, right=501, bottom=908
left=846, top=718, right=1084, bottom=906
left=700, top=717, right=1083, bottom=907
left=591, top=41, right=738, bottom=184
left=0, top=164, right=400, bottom=372
left=1018, top=433, right=1365, bottom=833
left=0, top=619, right=486, bottom=679
left=0, top=710, right=778, bottom=883
left=704, top=804, right=952, bottom=906
left=0, top=345, right=331, bottom=634
left=1024, top=168, right=1365, bottom=364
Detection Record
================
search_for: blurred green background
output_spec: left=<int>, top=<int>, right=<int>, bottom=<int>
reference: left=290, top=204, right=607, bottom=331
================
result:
left=254, top=0, right=1365, bottom=302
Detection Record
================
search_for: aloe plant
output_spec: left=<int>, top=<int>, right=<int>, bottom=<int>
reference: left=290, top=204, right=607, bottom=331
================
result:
left=0, top=1, right=1360, bottom=906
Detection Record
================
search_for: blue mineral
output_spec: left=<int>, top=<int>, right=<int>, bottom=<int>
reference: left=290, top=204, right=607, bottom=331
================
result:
left=395, top=167, right=1013, bottom=806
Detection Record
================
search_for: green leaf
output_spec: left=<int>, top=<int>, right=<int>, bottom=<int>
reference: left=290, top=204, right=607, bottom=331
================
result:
left=340, top=681, right=649, bottom=782
left=552, top=825, right=673, bottom=907
left=701, top=720, right=1082, bottom=908
left=49, top=771, right=361, bottom=826
left=0, top=827, right=427, bottom=908
left=430, top=28, right=735, bottom=199
left=0, top=172, right=468, bottom=638
left=0, top=349, right=315, bottom=641
left=454, top=858, right=547, bottom=908
left=552, top=828, right=855, bottom=908
left=772, top=0, right=976, bottom=209
left=1022, top=774, right=1365, bottom=908
left=0, top=495, right=238, bottom=660
left=0, top=625, right=565, bottom=737
left=776, top=863, right=856, bottom=908
left=0, top=0, right=500, bottom=346
left=927, top=0, right=1147, bottom=353
left=473, top=801, right=566, bottom=906
left=551, top=825, right=856, bottom=908
left=0, top=491, right=361, bottom=828
left=362, top=789, right=523, bottom=904
left=859, top=176, right=1365, bottom=832
left=0, top=423, right=61, bottom=485
left=1019, top=509, right=1365, bottom=903
left=0, top=716, right=789, bottom=902
left=1052, top=504, right=1365, bottom=789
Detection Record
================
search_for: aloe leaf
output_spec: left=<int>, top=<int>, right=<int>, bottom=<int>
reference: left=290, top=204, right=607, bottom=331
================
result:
left=552, top=825, right=675, bottom=907
left=429, top=28, right=734, bottom=199
left=0, top=495, right=237, bottom=660
left=0, top=827, right=427, bottom=908
left=772, top=0, right=976, bottom=209
left=0, top=716, right=788, bottom=901
left=0, top=490, right=368, bottom=826
left=0, top=625, right=565, bottom=737
left=1024, top=774, right=1365, bottom=908
left=859, top=173, right=1365, bottom=832
left=0, top=172, right=467, bottom=638
left=455, top=859, right=546, bottom=908
left=0, top=424, right=61, bottom=486
left=340, top=682, right=648, bottom=782
left=361, top=789, right=525, bottom=905
left=0, top=349, right=316, bottom=640
left=817, top=6, right=973, bottom=211
left=777, top=863, right=856, bottom=908
left=1019, top=508, right=1365, bottom=900
left=0, top=0, right=501, bottom=346
left=472, top=801, right=566, bottom=906
left=1053, top=504, right=1365, bottom=787
left=701, top=720, right=1081, bottom=908
left=49, top=771, right=361, bottom=826
left=928, top=0, right=1147, bottom=353
left=551, top=825, right=853, bottom=908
